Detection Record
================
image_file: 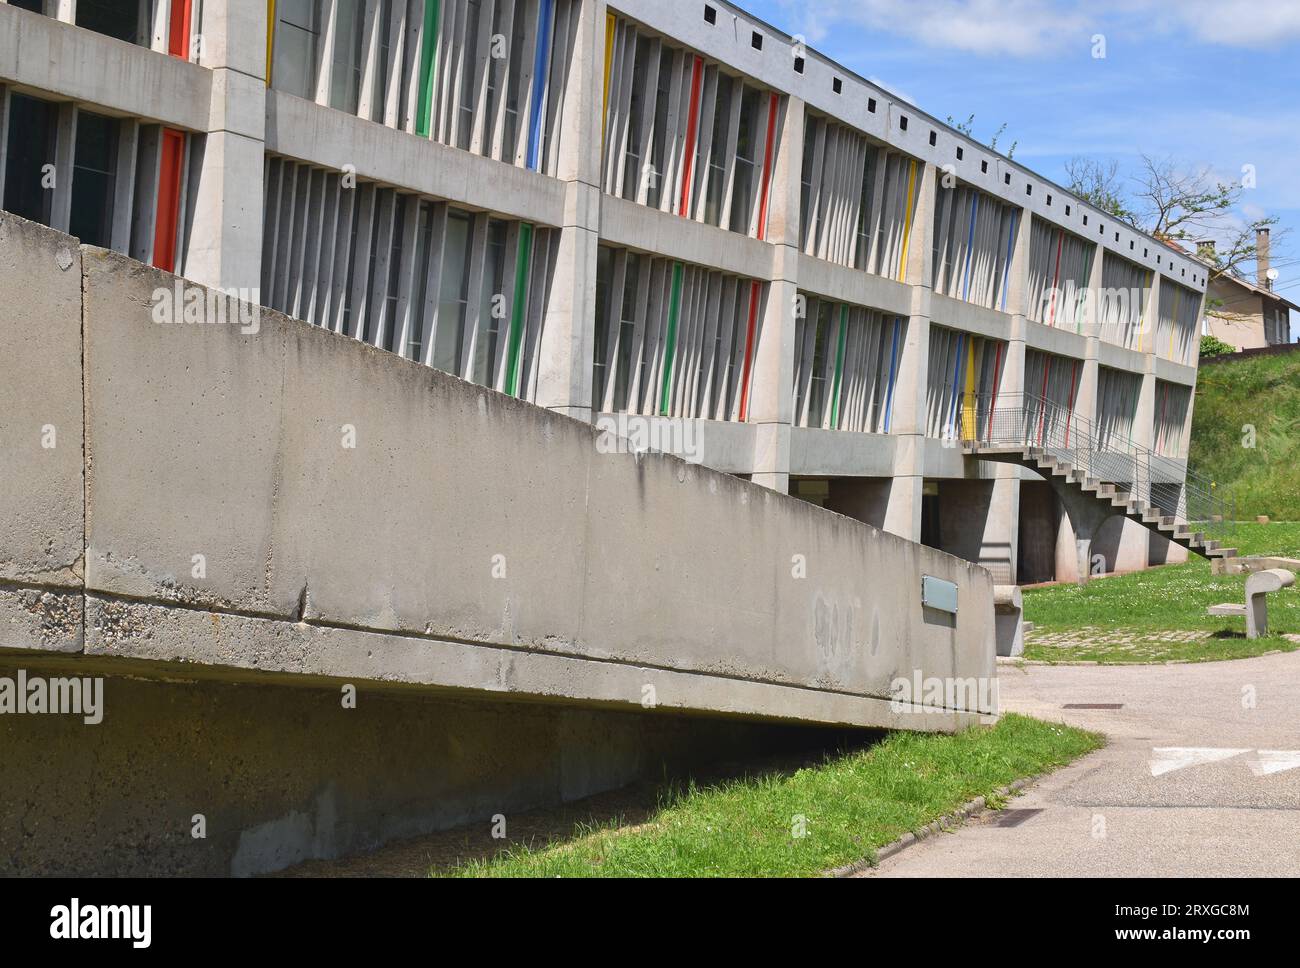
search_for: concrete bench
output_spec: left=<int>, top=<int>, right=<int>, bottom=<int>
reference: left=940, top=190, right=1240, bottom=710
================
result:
left=994, top=585, right=1024, bottom=657
left=1207, top=569, right=1295, bottom=639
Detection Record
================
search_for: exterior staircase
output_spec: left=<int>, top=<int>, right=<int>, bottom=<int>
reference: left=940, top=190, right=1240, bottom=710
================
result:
left=957, top=393, right=1236, bottom=562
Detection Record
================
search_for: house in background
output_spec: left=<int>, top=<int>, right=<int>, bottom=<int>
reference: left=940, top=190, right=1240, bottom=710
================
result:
left=1201, top=229, right=1296, bottom=350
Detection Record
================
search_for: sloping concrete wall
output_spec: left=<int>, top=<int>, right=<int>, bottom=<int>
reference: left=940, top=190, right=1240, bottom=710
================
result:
left=1, top=215, right=996, bottom=872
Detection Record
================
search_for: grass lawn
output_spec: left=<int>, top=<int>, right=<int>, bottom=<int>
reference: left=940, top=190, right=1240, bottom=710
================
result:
left=1190, top=352, right=1300, bottom=520
left=445, top=714, right=1102, bottom=878
left=1022, top=521, right=1300, bottom=663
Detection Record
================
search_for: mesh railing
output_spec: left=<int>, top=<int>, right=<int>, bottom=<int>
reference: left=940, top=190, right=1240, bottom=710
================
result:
left=957, top=392, right=1235, bottom=545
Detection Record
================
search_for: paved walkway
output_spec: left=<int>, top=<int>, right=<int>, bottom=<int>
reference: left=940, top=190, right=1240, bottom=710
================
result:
left=863, top=651, right=1300, bottom=877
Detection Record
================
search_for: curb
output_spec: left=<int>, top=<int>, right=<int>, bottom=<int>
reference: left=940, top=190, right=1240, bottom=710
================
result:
left=825, top=776, right=1035, bottom=878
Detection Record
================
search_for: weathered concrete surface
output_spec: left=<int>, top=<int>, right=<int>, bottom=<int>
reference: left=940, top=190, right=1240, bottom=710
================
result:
left=0, top=656, right=861, bottom=876
left=77, top=245, right=995, bottom=723
left=0, top=215, right=83, bottom=588
left=1, top=219, right=998, bottom=874
left=0, top=215, right=84, bottom=654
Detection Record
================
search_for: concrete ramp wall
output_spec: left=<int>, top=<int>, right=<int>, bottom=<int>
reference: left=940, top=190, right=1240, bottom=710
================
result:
left=0, top=215, right=996, bottom=873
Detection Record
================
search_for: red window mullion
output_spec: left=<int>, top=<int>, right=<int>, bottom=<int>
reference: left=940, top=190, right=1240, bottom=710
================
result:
left=168, top=0, right=193, bottom=59
left=153, top=129, right=186, bottom=273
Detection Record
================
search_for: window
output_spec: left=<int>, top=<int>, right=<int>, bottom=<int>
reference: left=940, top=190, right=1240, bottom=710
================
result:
left=729, top=87, right=763, bottom=234
left=70, top=111, right=119, bottom=248
left=77, top=0, right=144, bottom=45
left=273, top=0, right=320, bottom=100
left=867, top=97, right=876, bottom=113
left=832, top=77, right=842, bottom=94
left=794, top=57, right=804, bottom=74
left=703, top=75, right=734, bottom=226
left=751, top=31, right=763, bottom=50
left=3, top=93, right=57, bottom=226
left=929, top=130, right=936, bottom=146
left=980, top=160, right=988, bottom=174
left=435, top=212, right=473, bottom=377
left=328, top=0, right=366, bottom=114
left=704, top=4, right=716, bottom=24
left=956, top=146, right=963, bottom=160
left=899, top=115, right=908, bottom=130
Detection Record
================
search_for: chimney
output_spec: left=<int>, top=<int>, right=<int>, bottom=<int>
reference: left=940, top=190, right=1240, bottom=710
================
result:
left=1257, top=227, right=1272, bottom=289
left=1197, top=238, right=1216, bottom=260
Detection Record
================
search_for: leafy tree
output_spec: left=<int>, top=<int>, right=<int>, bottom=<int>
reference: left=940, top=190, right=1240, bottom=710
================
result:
left=1199, top=334, right=1235, bottom=358
left=946, top=114, right=1016, bottom=160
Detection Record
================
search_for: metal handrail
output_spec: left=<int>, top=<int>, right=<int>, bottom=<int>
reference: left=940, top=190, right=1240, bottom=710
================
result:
left=955, top=391, right=1235, bottom=545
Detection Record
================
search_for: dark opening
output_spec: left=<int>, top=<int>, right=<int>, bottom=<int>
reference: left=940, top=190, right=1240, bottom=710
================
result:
left=867, top=97, right=876, bottom=113
left=831, top=77, right=842, bottom=94
left=928, top=130, right=936, bottom=146
left=70, top=111, right=119, bottom=248
left=10, top=0, right=42, bottom=11
left=3, top=93, right=58, bottom=226
left=980, top=160, right=988, bottom=174
left=751, top=31, right=762, bottom=50
left=793, top=56, right=804, bottom=74
left=956, top=146, right=963, bottom=160
left=899, top=115, right=907, bottom=131
left=703, top=4, right=716, bottom=24
left=920, top=492, right=941, bottom=549
left=76, top=0, right=143, bottom=44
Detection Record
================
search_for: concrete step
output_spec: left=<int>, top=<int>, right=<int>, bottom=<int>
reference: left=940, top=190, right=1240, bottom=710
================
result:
left=1206, top=547, right=1238, bottom=559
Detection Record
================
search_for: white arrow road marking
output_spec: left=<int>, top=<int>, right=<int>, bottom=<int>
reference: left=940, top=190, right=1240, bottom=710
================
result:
left=1148, top=747, right=1252, bottom=777
left=1248, top=751, right=1300, bottom=776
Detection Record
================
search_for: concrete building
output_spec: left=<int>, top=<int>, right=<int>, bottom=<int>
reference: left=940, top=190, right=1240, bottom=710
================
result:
left=1200, top=230, right=1296, bottom=351
left=0, top=0, right=1212, bottom=584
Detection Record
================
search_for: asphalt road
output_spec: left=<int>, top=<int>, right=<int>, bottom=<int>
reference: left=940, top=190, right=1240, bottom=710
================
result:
left=864, top=650, right=1300, bottom=877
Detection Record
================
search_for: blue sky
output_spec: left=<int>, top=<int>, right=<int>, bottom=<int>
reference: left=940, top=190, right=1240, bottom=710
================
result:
left=742, top=0, right=1300, bottom=333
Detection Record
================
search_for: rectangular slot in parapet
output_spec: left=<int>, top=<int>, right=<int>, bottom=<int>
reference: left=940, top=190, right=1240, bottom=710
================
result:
left=921, top=575, right=959, bottom=614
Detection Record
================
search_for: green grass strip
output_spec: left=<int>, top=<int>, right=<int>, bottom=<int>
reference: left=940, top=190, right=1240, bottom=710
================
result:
left=505, top=223, right=532, bottom=397
left=446, top=713, right=1101, bottom=878
left=415, top=0, right=441, bottom=138
left=659, top=262, right=683, bottom=415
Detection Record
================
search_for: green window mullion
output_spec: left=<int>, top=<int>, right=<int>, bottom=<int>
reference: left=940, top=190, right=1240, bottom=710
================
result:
left=659, top=262, right=684, bottom=416
left=416, top=1, right=442, bottom=138
left=506, top=223, right=533, bottom=397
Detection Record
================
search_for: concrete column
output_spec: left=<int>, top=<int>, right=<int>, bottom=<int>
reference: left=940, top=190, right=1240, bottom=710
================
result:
left=748, top=96, right=804, bottom=493
left=185, top=0, right=268, bottom=293
left=983, top=207, right=1035, bottom=580
left=884, top=162, right=938, bottom=541
left=533, top=0, right=605, bottom=420
left=46, top=0, right=75, bottom=22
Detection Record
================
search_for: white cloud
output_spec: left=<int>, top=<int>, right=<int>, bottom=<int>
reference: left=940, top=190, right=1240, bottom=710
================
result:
left=774, top=0, right=1300, bottom=55
left=1151, top=0, right=1300, bottom=47
left=776, top=0, right=1093, bottom=57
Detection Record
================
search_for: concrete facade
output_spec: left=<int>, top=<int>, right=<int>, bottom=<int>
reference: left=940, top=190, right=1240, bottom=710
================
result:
left=0, top=0, right=1209, bottom=586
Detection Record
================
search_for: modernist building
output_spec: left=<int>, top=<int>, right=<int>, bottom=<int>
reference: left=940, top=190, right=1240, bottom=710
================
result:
left=0, top=0, right=1209, bottom=584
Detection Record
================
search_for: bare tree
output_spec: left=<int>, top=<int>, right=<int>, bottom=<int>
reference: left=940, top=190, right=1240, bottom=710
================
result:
left=1064, top=157, right=1135, bottom=224
left=1066, top=153, right=1283, bottom=288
